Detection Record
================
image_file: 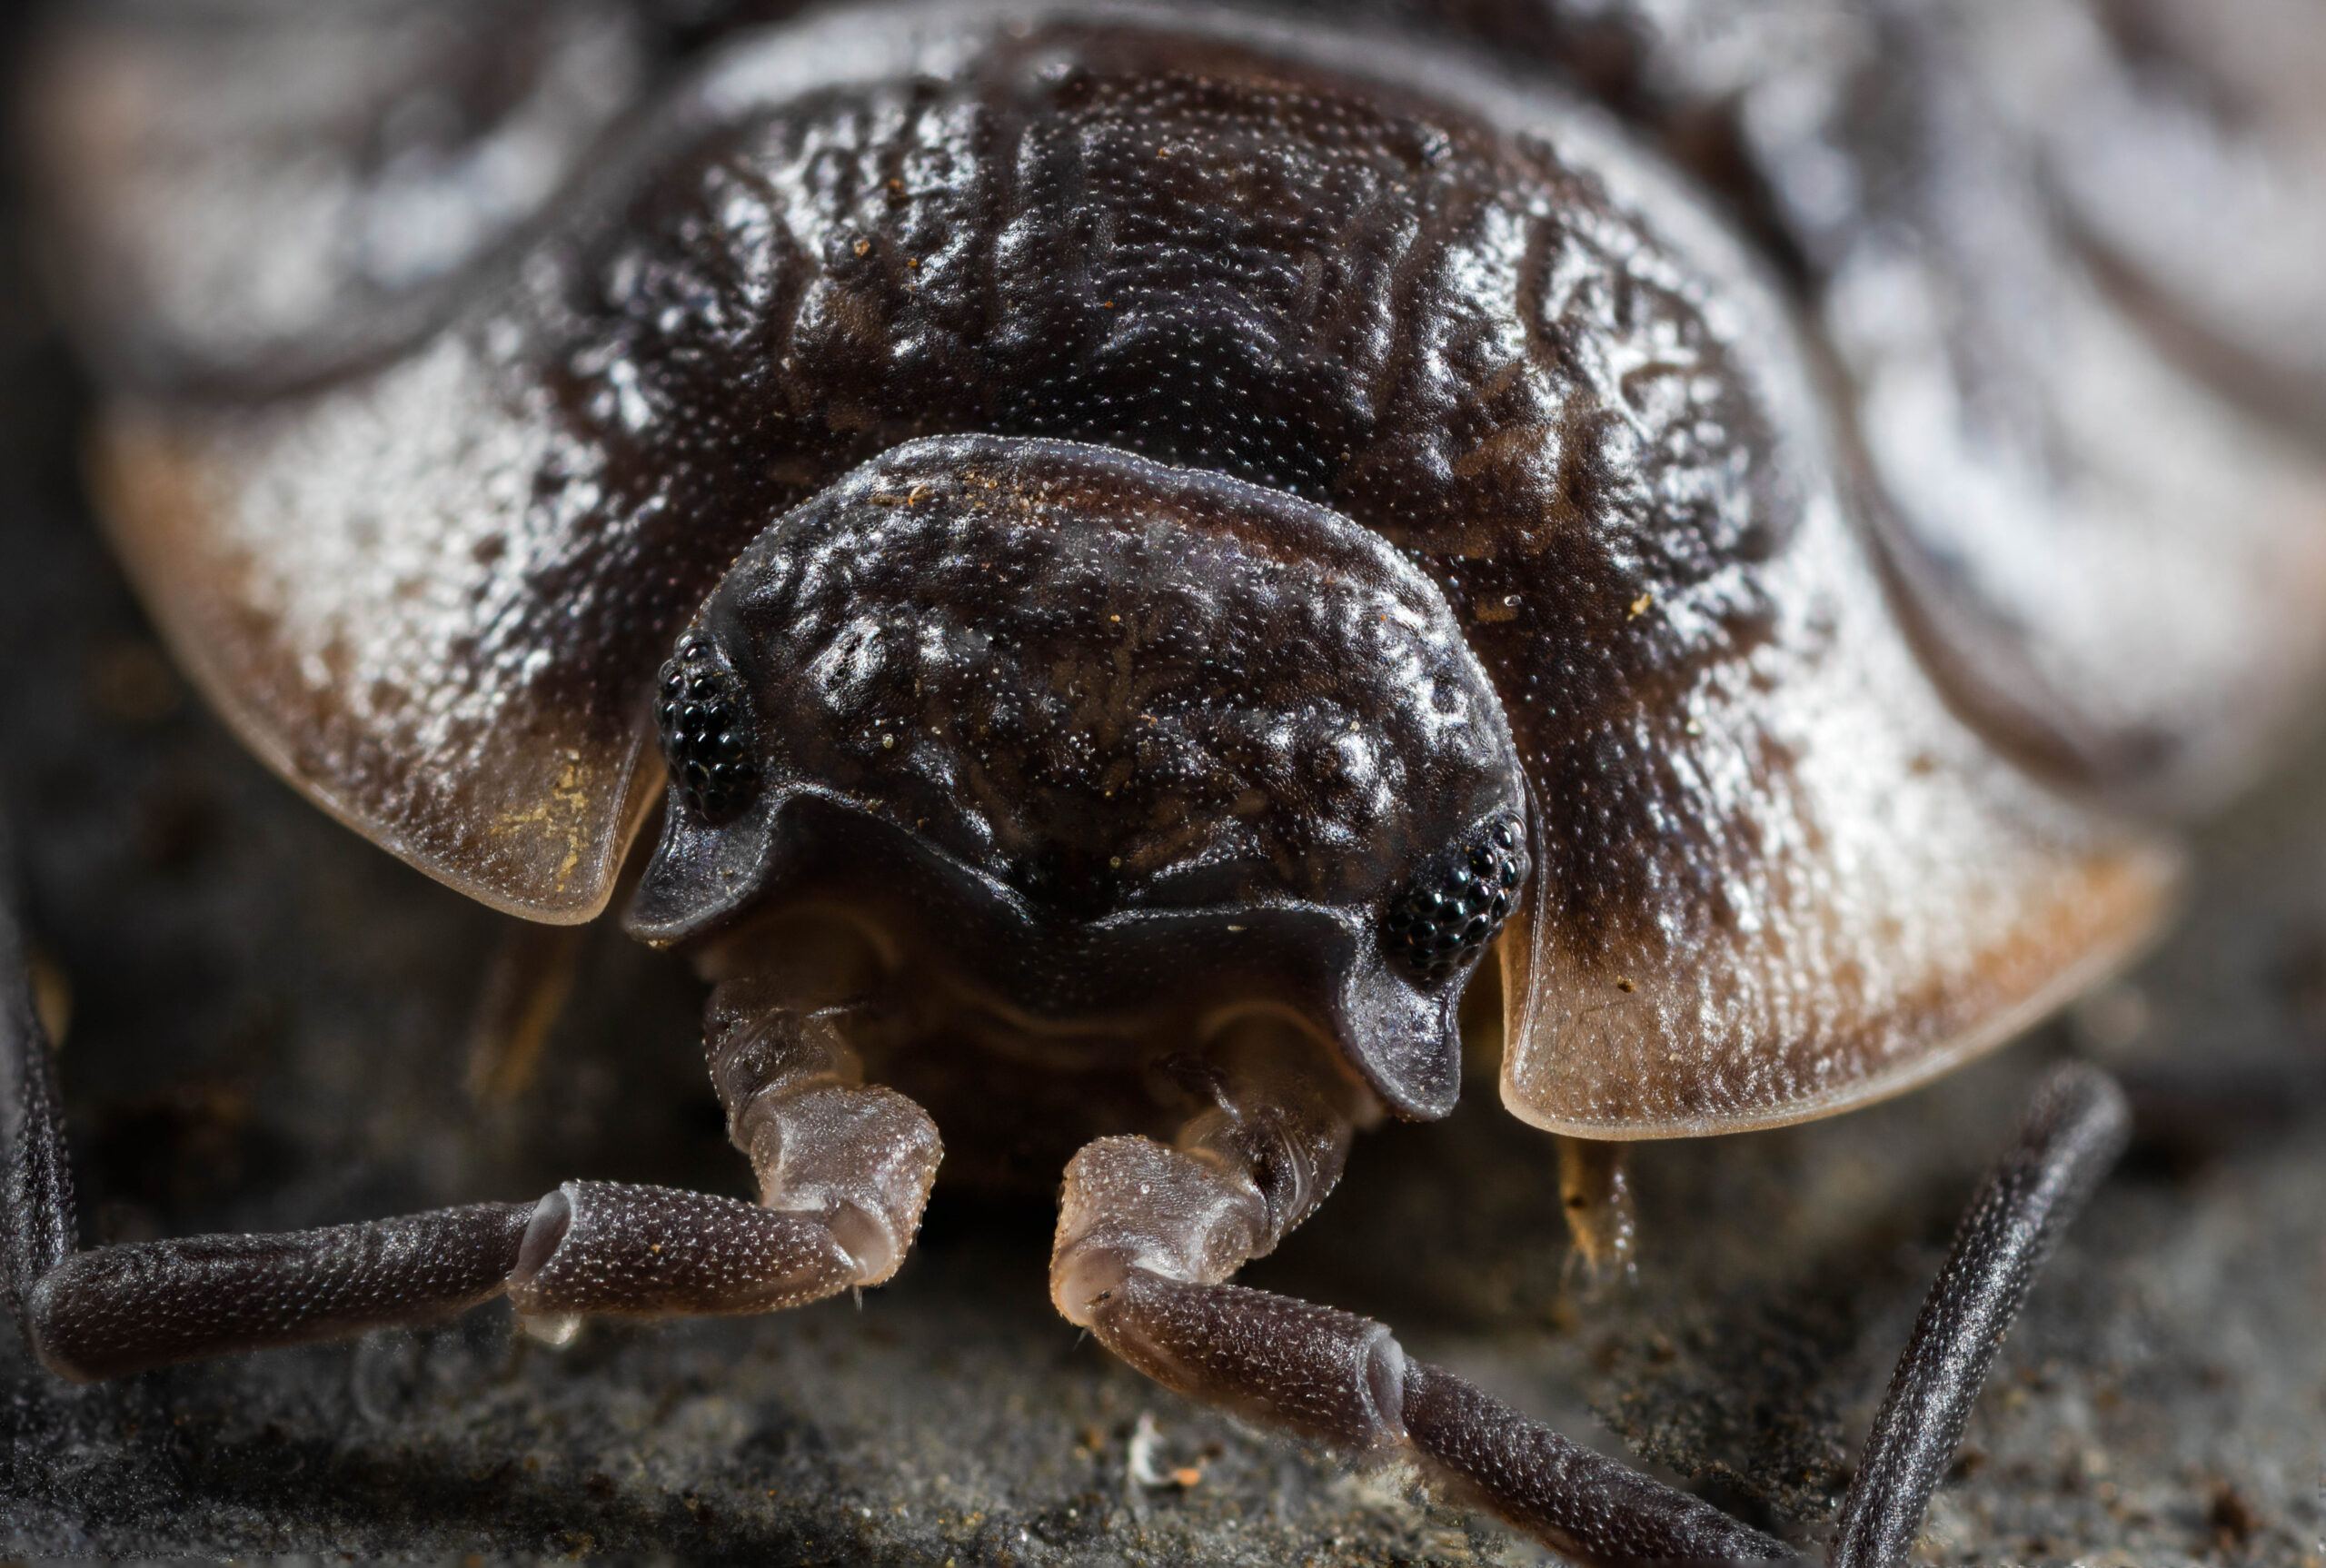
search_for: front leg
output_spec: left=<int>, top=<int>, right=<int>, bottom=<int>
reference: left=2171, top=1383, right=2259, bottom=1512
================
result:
left=1051, top=1021, right=2131, bottom=1566
left=1048, top=1017, right=1794, bottom=1566
left=2, top=847, right=939, bottom=1382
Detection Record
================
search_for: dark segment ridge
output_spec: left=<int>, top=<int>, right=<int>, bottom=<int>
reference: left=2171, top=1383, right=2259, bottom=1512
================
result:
left=502, top=15, right=1784, bottom=955
left=1385, top=818, right=1525, bottom=982
left=656, top=633, right=759, bottom=822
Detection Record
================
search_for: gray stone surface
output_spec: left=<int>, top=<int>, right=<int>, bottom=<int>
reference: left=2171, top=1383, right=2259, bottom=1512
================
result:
left=3, top=78, right=2324, bottom=1568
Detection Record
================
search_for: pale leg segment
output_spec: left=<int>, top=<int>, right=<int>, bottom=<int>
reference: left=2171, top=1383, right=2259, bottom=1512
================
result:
left=1557, top=1134, right=1637, bottom=1286
left=1049, top=1025, right=2131, bottom=1567
left=1048, top=1020, right=1794, bottom=1566
left=1, top=842, right=939, bottom=1381
left=511, top=989, right=943, bottom=1344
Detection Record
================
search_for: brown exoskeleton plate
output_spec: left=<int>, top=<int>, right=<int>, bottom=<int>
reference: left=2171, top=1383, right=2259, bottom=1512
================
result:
left=9, top=1, right=2326, bottom=1563
left=80, top=4, right=2190, bottom=1134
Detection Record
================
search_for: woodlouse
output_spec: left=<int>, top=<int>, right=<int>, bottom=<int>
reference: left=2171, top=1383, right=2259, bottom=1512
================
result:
left=8, top=2, right=2324, bottom=1561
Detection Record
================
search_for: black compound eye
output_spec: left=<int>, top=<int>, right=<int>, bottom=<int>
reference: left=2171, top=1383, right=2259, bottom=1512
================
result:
left=1384, top=816, right=1528, bottom=985
left=656, top=632, right=759, bottom=824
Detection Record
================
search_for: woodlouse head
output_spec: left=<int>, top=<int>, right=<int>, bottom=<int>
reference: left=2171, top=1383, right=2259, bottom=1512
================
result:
left=626, top=433, right=1530, bottom=1116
